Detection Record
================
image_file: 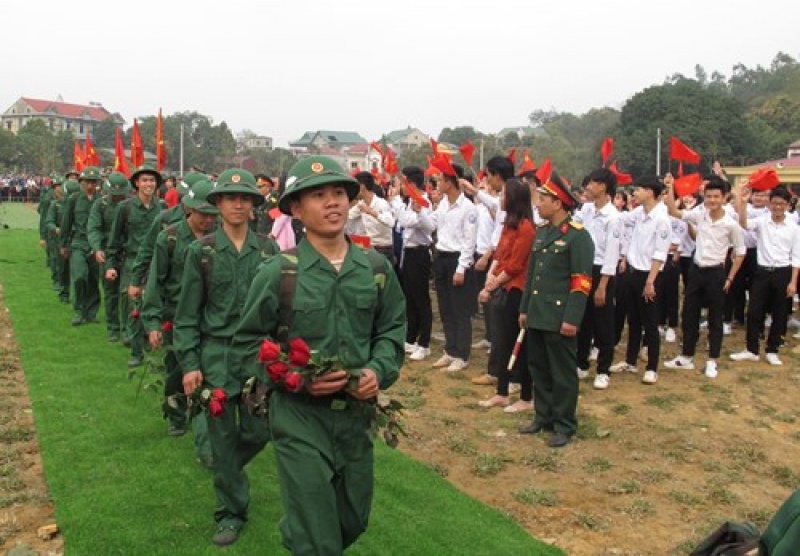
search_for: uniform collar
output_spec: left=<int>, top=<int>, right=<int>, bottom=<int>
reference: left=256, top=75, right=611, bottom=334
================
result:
left=296, top=236, right=370, bottom=272
left=215, top=227, right=260, bottom=253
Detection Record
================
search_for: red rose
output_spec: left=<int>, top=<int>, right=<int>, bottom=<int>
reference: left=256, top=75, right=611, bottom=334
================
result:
left=161, top=321, right=173, bottom=332
left=288, top=337, right=311, bottom=367
left=267, top=361, right=290, bottom=382
left=284, top=372, right=304, bottom=393
left=212, top=388, right=227, bottom=403
left=258, top=339, right=281, bottom=363
left=131, top=309, right=140, bottom=319
left=208, top=399, right=224, bottom=417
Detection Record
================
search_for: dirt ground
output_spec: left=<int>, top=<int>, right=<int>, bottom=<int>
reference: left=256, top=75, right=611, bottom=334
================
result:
left=1, top=281, right=798, bottom=555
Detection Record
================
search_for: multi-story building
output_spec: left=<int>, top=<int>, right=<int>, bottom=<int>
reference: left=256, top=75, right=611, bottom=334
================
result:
left=1, top=97, right=122, bottom=138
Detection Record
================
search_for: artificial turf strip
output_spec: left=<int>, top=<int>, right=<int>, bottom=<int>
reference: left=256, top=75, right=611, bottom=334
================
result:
left=0, top=225, right=562, bottom=555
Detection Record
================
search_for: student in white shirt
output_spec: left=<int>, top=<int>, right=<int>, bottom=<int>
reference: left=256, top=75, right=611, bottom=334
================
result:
left=348, top=172, right=396, bottom=263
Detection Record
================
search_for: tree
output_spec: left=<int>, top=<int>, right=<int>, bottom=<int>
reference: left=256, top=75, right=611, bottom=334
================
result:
left=0, top=128, right=16, bottom=171
left=437, top=126, right=482, bottom=146
left=16, top=119, right=57, bottom=173
left=92, top=116, right=119, bottom=149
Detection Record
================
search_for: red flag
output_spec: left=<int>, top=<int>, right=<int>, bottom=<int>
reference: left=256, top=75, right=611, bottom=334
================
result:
left=350, top=165, right=361, bottom=177
left=384, top=149, right=398, bottom=174
left=371, top=166, right=381, bottom=179
left=535, top=157, right=552, bottom=184
left=459, top=142, right=475, bottom=167
left=131, top=119, right=145, bottom=167
left=430, top=138, right=439, bottom=155
left=677, top=161, right=684, bottom=177
left=370, top=141, right=384, bottom=158
left=601, top=137, right=614, bottom=166
left=403, top=177, right=430, bottom=208
left=349, top=234, right=372, bottom=248
left=431, top=152, right=457, bottom=177
left=156, top=108, right=167, bottom=171
left=748, top=168, right=781, bottom=192
left=673, top=173, right=702, bottom=197
left=669, top=137, right=700, bottom=165
left=609, top=161, right=633, bottom=185
left=114, top=128, right=130, bottom=176
left=518, top=149, right=536, bottom=176
left=73, top=140, right=85, bottom=172
left=84, top=135, right=100, bottom=166
left=507, top=147, right=517, bottom=165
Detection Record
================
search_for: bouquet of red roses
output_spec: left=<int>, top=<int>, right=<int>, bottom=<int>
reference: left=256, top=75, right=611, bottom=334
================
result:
left=165, top=385, right=228, bottom=420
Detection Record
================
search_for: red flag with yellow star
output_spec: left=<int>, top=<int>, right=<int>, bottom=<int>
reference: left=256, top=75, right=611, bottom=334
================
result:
left=84, top=134, right=100, bottom=167
left=156, top=109, right=167, bottom=171
left=114, top=127, right=130, bottom=176
left=131, top=119, right=145, bottom=167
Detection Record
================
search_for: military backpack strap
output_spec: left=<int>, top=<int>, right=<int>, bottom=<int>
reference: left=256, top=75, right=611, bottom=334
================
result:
left=165, top=224, right=179, bottom=259
left=197, top=233, right=217, bottom=302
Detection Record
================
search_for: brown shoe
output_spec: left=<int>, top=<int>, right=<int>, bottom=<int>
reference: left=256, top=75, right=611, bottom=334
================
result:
left=471, top=374, right=497, bottom=386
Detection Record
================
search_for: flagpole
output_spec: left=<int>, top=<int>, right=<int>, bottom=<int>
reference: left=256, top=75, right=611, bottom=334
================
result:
left=180, top=124, right=184, bottom=177
left=656, top=127, right=661, bottom=175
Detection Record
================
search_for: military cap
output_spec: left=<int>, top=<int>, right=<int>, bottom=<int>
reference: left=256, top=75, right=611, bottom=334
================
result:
left=129, top=163, right=163, bottom=190
left=279, top=155, right=359, bottom=215
left=79, top=166, right=102, bottom=181
left=52, top=176, right=64, bottom=186
left=177, top=171, right=206, bottom=198
left=537, top=170, right=578, bottom=209
left=106, top=171, right=131, bottom=195
left=206, top=168, right=263, bottom=206
left=64, top=179, right=81, bottom=195
left=65, top=169, right=80, bottom=180
left=182, top=178, right=220, bottom=215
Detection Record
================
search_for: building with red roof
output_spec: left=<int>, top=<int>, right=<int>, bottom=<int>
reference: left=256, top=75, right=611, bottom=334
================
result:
left=1, top=96, right=123, bottom=138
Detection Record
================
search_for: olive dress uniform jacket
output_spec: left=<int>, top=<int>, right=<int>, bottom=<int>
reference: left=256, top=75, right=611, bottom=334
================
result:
left=105, top=196, right=166, bottom=273
left=131, top=204, right=186, bottom=287
left=520, top=218, right=595, bottom=330
left=60, top=192, right=99, bottom=251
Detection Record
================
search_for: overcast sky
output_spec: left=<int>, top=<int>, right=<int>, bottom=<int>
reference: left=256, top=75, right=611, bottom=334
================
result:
left=5, top=0, right=799, bottom=147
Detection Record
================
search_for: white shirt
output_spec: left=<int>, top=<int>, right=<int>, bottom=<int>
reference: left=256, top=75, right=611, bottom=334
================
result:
left=674, top=218, right=695, bottom=258
left=421, top=192, right=478, bottom=274
left=475, top=203, right=495, bottom=255
left=742, top=205, right=769, bottom=249
left=390, top=196, right=434, bottom=248
left=747, top=214, right=800, bottom=267
left=621, top=203, right=672, bottom=272
left=682, top=207, right=745, bottom=266
left=347, top=194, right=395, bottom=247
left=575, top=201, right=621, bottom=276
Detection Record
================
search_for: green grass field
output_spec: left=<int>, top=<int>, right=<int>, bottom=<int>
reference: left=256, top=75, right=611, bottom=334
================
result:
left=0, top=227, right=561, bottom=555
left=0, top=202, right=40, bottom=230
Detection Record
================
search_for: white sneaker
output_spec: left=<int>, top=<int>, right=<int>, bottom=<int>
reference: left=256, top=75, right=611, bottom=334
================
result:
left=665, top=328, right=677, bottom=343
left=704, top=361, right=718, bottom=378
left=664, top=355, right=694, bottom=369
left=593, top=374, right=610, bottom=389
left=793, top=330, right=800, bottom=340
left=404, top=342, right=418, bottom=354
left=432, top=354, right=454, bottom=368
left=589, top=347, right=599, bottom=361
left=577, top=368, right=590, bottom=380
left=788, top=317, right=800, bottom=329
left=445, top=358, right=469, bottom=372
left=641, top=370, right=658, bottom=384
left=610, top=361, right=637, bottom=373
left=765, top=352, right=783, bottom=366
left=723, top=322, right=732, bottom=336
left=730, top=350, right=760, bottom=362
left=409, top=346, right=430, bottom=361
left=471, top=339, right=491, bottom=349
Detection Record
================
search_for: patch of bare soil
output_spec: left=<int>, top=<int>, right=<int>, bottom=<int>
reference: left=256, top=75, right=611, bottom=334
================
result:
left=0, top=284, right=62, bottom=556
left=397, top=318, right=798, bottom=555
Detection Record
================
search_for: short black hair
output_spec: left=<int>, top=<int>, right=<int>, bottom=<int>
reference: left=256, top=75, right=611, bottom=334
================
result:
left=441, top=163, right=465, bottom=187
left=770, top=186, right=792, bottom=203
left=702, top=175, right=729, bottom=195
left=486, top=156, right=515, bottom=181
left=633, top=175, right=663, bottom=197
left=354, top=171, right=376, bottom=191
left=402, top=165, right=424, bottom=188
left=587, top=168, right=618, bottom=196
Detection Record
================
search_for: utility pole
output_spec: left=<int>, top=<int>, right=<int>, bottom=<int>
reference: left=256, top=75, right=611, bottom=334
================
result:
left=656, top=127, right=662, bottom=175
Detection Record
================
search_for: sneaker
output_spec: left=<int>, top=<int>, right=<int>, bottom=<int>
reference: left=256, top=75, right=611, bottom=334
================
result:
left=478, top=395, right=509, bottom=408
left=445, top=358, right=468, bottom=372
left=471, top=339, right=491, bottom=349
left=432, top=354, right=454, bottom=368
left=127, top=357, right=143, bottom=368
left=610, top=361, right=637, bottom=373
left=589, top=347, right=599, bottom=361
left=593, top=374, right=610, bottom=390
left=641, top=370, right=658, bottom=384
left=471, top=374, right=497, bottom=386
left=577, top=367, right=590, bottom=380
left=765, top=352, right=783, bottom=366
left=504, top=400, right=533, bottom=413
left=730, top=350, right=759, bottom=362
left=409, top=346, right=431, bottom=361
left=664, top=355, right=694, bottom=370
left=664, top=327, right=677, bottom=343
left=212, top=524, right=242, bottom=546
left=167, top=424, right=186, bottom=437
left=704, top=361, right=718, bottom=378
left=793, top=330, right=800, bottom=340
left=508, top=382, right=521, bottom=394
left=723, top=322, right=732, bottom=336
left=404, top=342, right=418, bottom=354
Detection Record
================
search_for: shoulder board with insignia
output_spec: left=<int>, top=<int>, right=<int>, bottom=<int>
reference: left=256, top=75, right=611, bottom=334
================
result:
left=569, top=221, right=584, bottom=230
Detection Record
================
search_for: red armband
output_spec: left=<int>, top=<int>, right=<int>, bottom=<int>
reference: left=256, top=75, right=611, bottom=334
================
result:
left=570, top=274, right=592, bottom=295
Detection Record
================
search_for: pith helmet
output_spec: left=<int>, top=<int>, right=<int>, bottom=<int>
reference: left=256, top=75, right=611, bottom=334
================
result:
left=79, top=166, right=102, bottom=181
left=206, top=168, right=263, bottom=206
left=177, top=171, right=206, bottom=198
left=279, top=155, right=359, bottom=215
left=130, top=164, right=164, bottom=189
left=182, top=179, right=220, bottom=215
left=64, top=179, right=81, bottom=195
left=107, top=172, right=131, bottom=195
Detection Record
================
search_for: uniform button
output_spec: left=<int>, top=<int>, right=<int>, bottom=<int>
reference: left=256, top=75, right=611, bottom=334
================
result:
left=556, top=300, right=562, bottom=306
left=533, top=290, right=538, bottom=295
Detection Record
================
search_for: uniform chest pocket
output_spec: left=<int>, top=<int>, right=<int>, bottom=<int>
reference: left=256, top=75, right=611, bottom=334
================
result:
left=352, top=291, right=378, bottom=337
left=291, top=299, right=327, bottom=342
left=211, top=265, right=234, bottom=294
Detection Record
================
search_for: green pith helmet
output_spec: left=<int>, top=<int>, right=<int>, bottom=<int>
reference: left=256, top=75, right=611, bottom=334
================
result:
left=65, top=169, right=80, bottom=180
left=182, top=179, right=220, bottom=215
left=79, top=166, right=102, bottom=181
left=206, top=168, right=263, bottom=206
left=279, top=155, right=359, bottom=215
left=130, top=164, right=163, bottom=189
left=64, top=179, right=81, bottom=195
left=107, top=172, right=131, bottom=195
left=52, top=176, right=64, bottom=186
left=178, top=171, right=206, bottom=198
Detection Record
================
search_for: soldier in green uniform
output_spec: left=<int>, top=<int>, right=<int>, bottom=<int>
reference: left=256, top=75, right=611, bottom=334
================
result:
left=174, top=168, right=279, bottom=547
left=46, top=178, right=74, bottom=304
left=88, top=172, right=130, bottom=342
left=518, top=172, right=594, bottom=448
left=232, top=155, right=406, bottom=555
left=60, top=167, right=103, bottom=326
left=39, top=176, right=61, bottom=289
left=105, top=164, right=166, bottom=367
left=250, top=174, right=280, bottom=235
left=141, top=179, right=218, bottom=465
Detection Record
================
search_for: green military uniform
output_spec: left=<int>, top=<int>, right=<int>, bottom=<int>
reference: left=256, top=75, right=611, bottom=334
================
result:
left=250, top=190, right=280, bottom=235
left=60, top=168, right=103, bottom=324
left=88, top=172, right=130, bottom=341
left=38, top=183, right=57, bottom=284
left=141, top=179, right=218, bottom=462
left=232, top=156, right=406, bottom=555
left=106, top=165, right=166, bottom=363
left=46, top=180, right=73, bottom=304
left=172, top=169, right=279, bottom=545
left=519, top=177, right=594, bottom=442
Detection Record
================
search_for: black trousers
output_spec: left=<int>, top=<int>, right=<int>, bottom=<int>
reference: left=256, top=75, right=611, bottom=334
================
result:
left=658, top=257, right=680, bottom=328
left=728, top=248, right=757, bottom=324
left=625, top=269, right=662, bottom=371
left=433, top=252, right=474, bottom=360
left=487, top=288, right=531, bottom=399
left=747, top=266, right=792, bottom=354
left=614, top=262, right=630, bottom=346
left=401, top=246, right=432, bottom=348
left=577, top=266, right=615, bottom=375
left=682, top=264, right=726, bottom=358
